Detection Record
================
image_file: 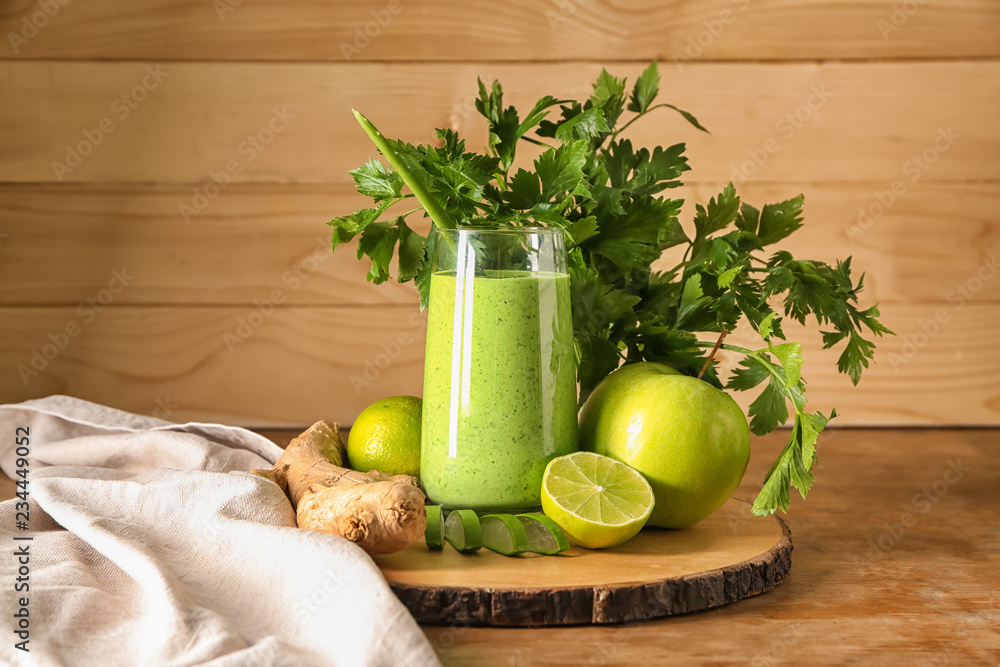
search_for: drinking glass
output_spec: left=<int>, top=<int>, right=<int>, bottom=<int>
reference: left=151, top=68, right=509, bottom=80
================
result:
left=420, top=227, right=578, bottom=511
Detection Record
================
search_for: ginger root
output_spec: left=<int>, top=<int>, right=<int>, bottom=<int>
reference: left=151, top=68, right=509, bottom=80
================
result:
left=251, top=420, right=426, bottom=555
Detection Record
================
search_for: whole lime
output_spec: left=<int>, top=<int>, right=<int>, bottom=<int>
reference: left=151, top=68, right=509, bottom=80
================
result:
left=347, top=396, right=422, bottom=476
left=579, top=362, right=750, bottom=529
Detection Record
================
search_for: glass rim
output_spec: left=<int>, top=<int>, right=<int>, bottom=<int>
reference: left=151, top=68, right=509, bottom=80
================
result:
left=434, top=226, right=565, bottom=236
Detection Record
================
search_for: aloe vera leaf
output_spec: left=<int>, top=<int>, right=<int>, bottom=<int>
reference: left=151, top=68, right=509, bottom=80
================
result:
left=480, top=514, right=530, bottom=556
left=425, top=505, right=444, bottom=550
left=444, top=509, right=482, bottom=553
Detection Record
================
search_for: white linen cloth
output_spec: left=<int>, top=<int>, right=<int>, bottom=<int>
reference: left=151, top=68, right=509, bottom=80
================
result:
left=0, top=396, right=440, bottom=667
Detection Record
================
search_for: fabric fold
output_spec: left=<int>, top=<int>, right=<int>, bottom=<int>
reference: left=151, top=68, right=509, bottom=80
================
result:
left=0, top=396, right=440, bottom=667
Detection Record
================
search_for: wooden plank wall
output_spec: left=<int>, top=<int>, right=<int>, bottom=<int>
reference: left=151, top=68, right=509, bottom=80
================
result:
left=0, top=1, right=998, bottom=427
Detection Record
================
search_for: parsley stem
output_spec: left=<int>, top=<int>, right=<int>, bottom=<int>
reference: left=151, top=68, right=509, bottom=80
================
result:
left=664, top=242, right=694, bottom=276
left=696, top=341, right=789, bottom=393
left=376, top=195, right=412, bottom=216
left=611, top=111, right=646, bottom=139
left=697, top=340, right=751, bottom=355
left=612, top=103, right=710, bottom=139
left=521, top=136, right=557, bottom=150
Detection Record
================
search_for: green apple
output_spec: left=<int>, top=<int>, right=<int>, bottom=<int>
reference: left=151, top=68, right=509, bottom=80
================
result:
left=579, top=362, right=750, bottom=529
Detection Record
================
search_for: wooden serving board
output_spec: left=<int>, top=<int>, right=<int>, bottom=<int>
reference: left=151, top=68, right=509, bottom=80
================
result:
left=373, top=498, right=792, bottom=627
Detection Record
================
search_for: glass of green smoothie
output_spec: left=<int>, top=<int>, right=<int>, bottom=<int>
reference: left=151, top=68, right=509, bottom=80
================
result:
left=420, top=227, right=579, bottom=511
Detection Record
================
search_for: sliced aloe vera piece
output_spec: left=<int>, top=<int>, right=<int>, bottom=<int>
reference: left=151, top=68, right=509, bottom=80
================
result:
left=517, top=513, right=571, bottom=555
left=444, top=509, right=482, bottom=553
left=425, top=505, right=443, bottom=550
left=480, top=514, right=530, bottom=556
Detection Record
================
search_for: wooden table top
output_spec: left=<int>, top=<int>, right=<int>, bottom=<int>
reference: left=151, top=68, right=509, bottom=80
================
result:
left=4, top=428, right=998, bottom=665
left=420, top=428, right=1000, bottom=665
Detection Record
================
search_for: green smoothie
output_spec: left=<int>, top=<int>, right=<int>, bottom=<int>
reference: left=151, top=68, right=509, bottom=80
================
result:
left=421, top=270, right=578, bottom=511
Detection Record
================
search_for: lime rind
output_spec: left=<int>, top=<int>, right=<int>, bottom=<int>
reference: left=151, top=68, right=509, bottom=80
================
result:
left=541, top=451, right=655, bottom=549
left=516, top=513, right=570, bottom=555
left=543, top=452, right=654, bottom=527
left=425, top=505, right=443, bottom=550
left=480, top=514, right=530, bottom=556
left=444, top=509, right=482, bottom=553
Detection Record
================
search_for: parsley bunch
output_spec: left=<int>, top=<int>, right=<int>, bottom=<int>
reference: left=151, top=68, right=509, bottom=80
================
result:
left=328, top=62, right=891, bottom=516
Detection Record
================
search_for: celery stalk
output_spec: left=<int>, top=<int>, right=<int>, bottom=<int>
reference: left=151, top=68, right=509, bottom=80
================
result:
left=352, top=109, right=455, bottom=230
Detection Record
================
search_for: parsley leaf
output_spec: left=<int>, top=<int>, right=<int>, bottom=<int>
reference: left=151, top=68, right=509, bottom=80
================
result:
left=728, top=356, right=770, bottom=391
left=590, top=69, right=626, bottom=127
left=769, top=342, right=803, bottom=387
left=328, top=202, right=391, bottom=251
left=628, top=61, right=659, bottom=114
left=536, top=141, right=588, bottom=200
left=675, top=274, right=712, bottom=329
left=694, top=183, right=740, bottom=237
left=749, top=378, right=790, bottom=435
left=554, top=107, right=610, bottom=143
left=588, top=196, right=683, bottom=279
left=335, top=61, right=892, bottom=518
left=753, top=409, right=835, bottom=516
left=758, top=195, right=804, bottom=245
left=356, top=220, right=399, bottom=284
left=396, top=219, right=425, bottom=283
left=350, top=159, right=403, bottom=201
